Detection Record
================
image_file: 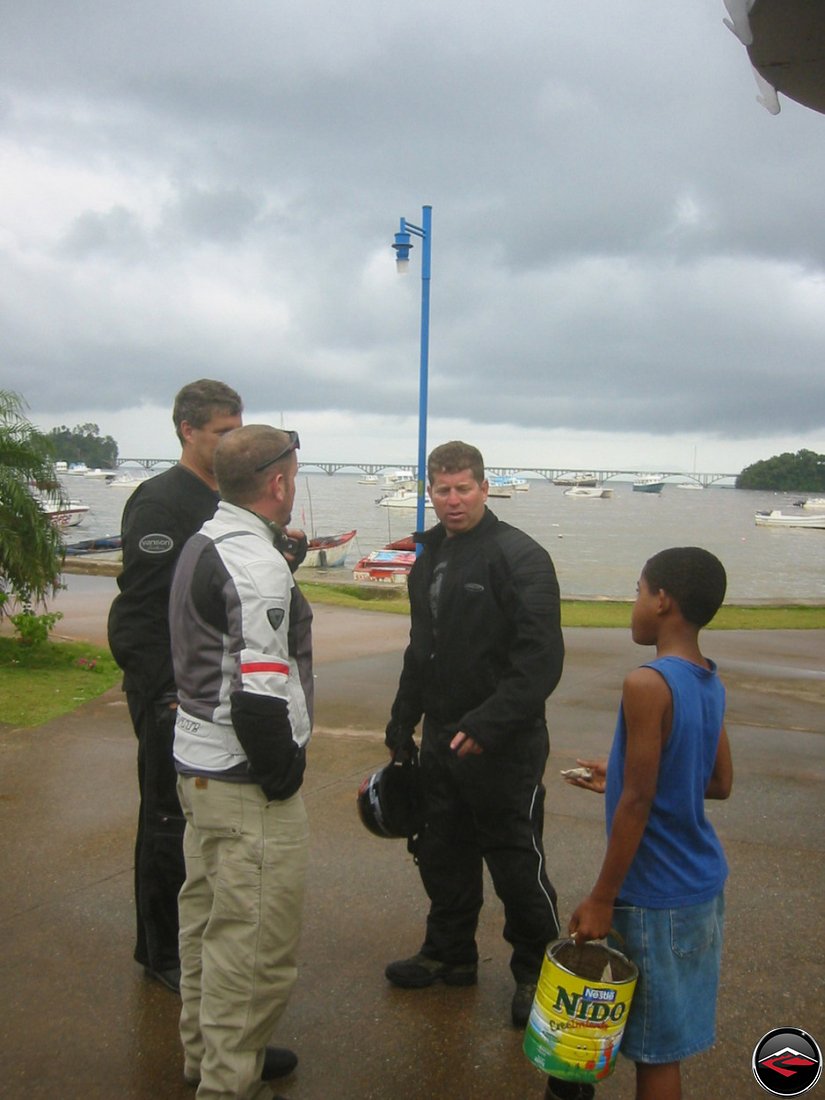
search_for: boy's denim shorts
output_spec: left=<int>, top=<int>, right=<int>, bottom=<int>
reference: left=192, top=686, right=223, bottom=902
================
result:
left=610, top=891, right=725, bottom=1065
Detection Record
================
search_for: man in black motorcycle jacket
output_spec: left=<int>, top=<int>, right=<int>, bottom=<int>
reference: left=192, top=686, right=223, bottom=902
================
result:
left=384, top=440, right=565, bottom=1035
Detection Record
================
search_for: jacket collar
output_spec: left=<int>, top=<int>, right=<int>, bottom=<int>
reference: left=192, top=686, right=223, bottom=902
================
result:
left=416, top=506, right=497, bottom=549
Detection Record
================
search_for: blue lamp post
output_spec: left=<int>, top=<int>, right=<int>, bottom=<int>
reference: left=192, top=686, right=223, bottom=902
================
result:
left=392, top=205, right=432, bottom=537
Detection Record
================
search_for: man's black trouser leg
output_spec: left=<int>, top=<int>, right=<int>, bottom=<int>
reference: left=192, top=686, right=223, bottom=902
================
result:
left=127, top=693, right=186, bottom=973
left=417, top=720, right=559, bottom=982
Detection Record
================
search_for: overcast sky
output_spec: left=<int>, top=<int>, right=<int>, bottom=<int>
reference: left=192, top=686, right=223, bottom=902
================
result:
left=2, top=1, right=824, bottom=474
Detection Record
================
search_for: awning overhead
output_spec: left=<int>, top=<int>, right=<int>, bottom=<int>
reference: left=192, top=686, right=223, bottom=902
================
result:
left=724, top=0, right=825, bottom=115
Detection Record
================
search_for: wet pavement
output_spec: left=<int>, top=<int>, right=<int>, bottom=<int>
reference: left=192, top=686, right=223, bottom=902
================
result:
left=1, top=575, right=823, bottom=1099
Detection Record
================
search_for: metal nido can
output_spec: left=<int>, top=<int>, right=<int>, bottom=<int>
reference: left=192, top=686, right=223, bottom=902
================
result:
left=522, top=938, right=638, bottom=1084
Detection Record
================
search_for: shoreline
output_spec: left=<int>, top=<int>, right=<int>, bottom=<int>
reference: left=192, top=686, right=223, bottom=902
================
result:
left=59, top=558, right=825, bottom=608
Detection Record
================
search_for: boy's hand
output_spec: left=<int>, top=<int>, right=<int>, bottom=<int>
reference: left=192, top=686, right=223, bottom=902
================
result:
left=569, top=894, right=614, bottom=943
left=563, top=758, right=607, bottom=794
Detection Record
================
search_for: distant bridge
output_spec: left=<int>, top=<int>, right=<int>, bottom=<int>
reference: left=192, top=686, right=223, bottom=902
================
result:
left=119, top=458, right=738, bottom=487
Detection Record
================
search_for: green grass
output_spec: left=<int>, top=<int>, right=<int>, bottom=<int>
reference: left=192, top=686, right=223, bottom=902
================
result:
left=0, top=636, right=121, bottom=728
left=300, top=583, right=825, bottom=630
left=561, top=601, right=825, bottom=630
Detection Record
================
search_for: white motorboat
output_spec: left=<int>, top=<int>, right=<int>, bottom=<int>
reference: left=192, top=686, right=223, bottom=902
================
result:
left=107, top=474, right=151, bottom=489
left=487, top=481, right=513, bottom=499
left=83, top=468, right=119, bottom=481
left=358, top=474, right=379, bottom=485
left=798, top=497, right=825, bottom=510
left=489, top=474, right=529, bottom=493
left=675, top=482, right=704, bottom=491
left=377, top=488, right=433, bottom=509
left=40, top=498, right=90, bottom=527
left=754, top=510, right=825, bottom=529
left=564, top=485, right=613, bottom=499
left=381, top=469, right=416, bottom=490
left=632, top=476, right=665, bottom=494
left=553, top=472, right=597, bottom=487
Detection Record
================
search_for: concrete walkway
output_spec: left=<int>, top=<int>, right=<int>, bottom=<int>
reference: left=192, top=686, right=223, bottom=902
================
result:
left=1, top=576, right=823, bottom=1099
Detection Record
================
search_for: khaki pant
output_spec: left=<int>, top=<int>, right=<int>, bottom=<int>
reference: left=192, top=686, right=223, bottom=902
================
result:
left=177, top=776, right=309, bottom=1100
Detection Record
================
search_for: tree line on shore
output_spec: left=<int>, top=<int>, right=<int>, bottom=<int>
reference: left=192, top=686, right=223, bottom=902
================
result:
left=736, top=449, right=825, bottom=492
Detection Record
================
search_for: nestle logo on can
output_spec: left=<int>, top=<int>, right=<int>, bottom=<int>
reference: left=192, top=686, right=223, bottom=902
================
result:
left=139, top=533, right=174, bottom=554
left=583, top=986, right=616, bottom=1002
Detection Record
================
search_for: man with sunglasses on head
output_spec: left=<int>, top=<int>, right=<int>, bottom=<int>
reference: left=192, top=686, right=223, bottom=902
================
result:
left=108, top=379, right=244, bottom=995
left=169, top=425, right=311, bottom=1099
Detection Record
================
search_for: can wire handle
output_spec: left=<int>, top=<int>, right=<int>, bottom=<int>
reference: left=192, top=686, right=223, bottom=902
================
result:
left=565, top=926, right=626, bottom=949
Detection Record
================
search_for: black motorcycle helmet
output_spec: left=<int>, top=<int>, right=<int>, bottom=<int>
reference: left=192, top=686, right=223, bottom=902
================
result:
left=357, top=748, right=423, bottom=840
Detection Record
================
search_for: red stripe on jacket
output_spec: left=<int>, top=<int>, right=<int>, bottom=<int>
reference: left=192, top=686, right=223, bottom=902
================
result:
left=241, top=660, right=290, bottom=677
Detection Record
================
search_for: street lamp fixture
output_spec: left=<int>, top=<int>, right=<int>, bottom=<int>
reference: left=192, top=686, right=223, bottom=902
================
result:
left=392, top=225, right=412, bottom=274
left=391, top=206, right=432, bottom=537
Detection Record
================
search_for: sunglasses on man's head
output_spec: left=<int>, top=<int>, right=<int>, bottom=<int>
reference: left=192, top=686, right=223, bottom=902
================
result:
left=254, top=430, right=300, bottom=472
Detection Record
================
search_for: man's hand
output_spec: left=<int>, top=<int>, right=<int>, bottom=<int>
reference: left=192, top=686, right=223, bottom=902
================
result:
left=450, top=731, right=483, bottom=758
left=281, top=528, right=308, bottom=571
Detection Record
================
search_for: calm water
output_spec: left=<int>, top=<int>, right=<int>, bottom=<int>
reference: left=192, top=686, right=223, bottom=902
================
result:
left=60, top=473, right=824, bottom=603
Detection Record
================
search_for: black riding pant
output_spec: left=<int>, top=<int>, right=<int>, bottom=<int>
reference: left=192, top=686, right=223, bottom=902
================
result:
left=128, top=692, right=186, bottom=973
left=417, top=716, right=559, bottom=984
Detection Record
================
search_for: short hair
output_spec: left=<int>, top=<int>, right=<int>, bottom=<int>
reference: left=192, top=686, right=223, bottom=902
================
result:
left=172, top=379, right=243, bottom=444
left=214, top=425, right=295, bottom=506
left=427, top=441, right=485, bottom=486
left=642, top=547, right=727, bottom=627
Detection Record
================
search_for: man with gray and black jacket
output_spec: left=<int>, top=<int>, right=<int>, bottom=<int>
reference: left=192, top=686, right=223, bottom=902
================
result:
left=169, top=424, right=310, bottom=1100
left=384, top=441, right=566, bottom=1053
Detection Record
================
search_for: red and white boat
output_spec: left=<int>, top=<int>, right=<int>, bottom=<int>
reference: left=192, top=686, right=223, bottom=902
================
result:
left=301, top=529, right=357, bottom=569
left=40, top=498, right=90, bottom=528
left=352, top=536, right=416, bottom=584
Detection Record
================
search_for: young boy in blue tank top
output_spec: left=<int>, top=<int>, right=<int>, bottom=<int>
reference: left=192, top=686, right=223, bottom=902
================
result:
left=565, top=547, right=733, bottom=1100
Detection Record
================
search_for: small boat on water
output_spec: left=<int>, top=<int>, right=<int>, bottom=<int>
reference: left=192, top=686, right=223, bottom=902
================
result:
left=83, top=468, right=119, bottom=481
left=487, top=483, right=513, bottom=499
left=564, top=485, right=613, bottom=499
left=40, top=498, right=90, bottom=527
left=353, top=536, right=416, bottom=584
left=675, top=482, right=704, bottom=491
left=754, top=510, right=825, bottom=529
left=793, top=497, right=825, bottom=510
left=553, top=472, right=597, bottom=487
left=381, top=469, right=416, bottom=490
left=489, top=474, right=529, bottom=493
left=358, top=474, right=379, bottom=485
left=632, top=476, right=665, bottom=494
left=377, top=488, right=433, bottom=510
left=63, top=534, right=123, bottom=556
left=107, top=473, right=151, bottom=489
left=301, top=529, right=357, bottom=569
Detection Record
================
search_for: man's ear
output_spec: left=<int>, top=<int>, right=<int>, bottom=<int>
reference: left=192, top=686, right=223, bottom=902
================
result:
left=269, top=469, right=287, bottom=504
left=656, top=589, right=672, bottom=616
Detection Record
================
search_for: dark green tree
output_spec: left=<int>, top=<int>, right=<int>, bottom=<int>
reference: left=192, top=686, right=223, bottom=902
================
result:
left=736, top=449, right=825, bottom=491
left=47, top=422, right=118, bottom=468
left=0, top=391, right=65, bottom=611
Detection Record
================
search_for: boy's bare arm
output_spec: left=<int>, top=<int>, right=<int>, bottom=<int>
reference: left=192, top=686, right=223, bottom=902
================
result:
left=705, top=724, right=733, bottom=799
left=570, top=668, right=669, bottom=941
